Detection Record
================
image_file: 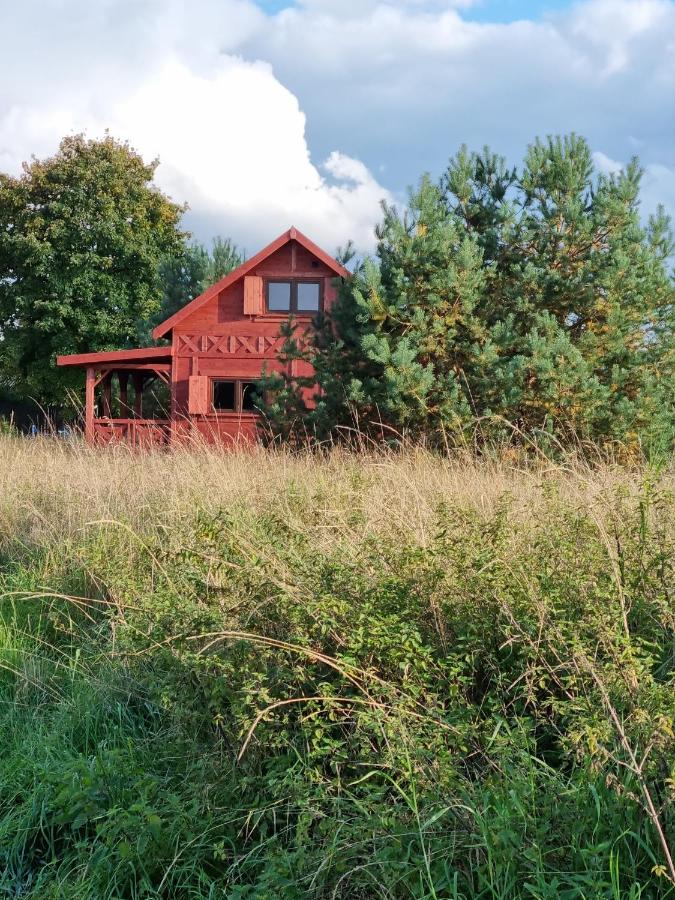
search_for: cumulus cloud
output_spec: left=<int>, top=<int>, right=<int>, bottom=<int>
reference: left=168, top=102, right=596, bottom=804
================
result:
left=0, top=0, right=392, bottom=251
left=592, top=151, right=625, bottom=175
left=296, top=0, right=476, bottom=15
left=246, top=0, right=675, bottom=219
left=0, top=0, right=674, bottom=251
left=106, top=57, right=389, bottom=250
left=562, top=0, right=674, bottom=76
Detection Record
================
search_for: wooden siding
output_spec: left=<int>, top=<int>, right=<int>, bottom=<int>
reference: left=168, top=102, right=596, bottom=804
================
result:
left=169, top=239, right=338, bottom=441
left=58, top=228, right=347, bottom=447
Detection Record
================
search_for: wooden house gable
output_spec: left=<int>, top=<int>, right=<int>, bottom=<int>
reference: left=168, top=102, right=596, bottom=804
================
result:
left=152, top=226, right=350, bottom=341
left=173, top=240, right=338, bottom=334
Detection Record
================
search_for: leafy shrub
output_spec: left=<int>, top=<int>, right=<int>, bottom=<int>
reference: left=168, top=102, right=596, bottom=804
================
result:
left=0, top=445, right=673, bottom=897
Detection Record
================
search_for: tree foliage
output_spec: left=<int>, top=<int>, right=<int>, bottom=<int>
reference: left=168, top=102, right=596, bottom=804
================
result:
left=0, top=134, right=186, bottom=403
left=267, top=135, right=675, bottom=452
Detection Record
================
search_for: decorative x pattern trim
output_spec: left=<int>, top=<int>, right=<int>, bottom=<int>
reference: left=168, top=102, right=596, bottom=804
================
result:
left=176, top=334, right=290, bottom=356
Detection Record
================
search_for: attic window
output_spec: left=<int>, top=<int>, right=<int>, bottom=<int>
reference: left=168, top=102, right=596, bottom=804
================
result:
left=266, top=279, right=322, bottom=314
left=267, top=281, right=291, bottom=311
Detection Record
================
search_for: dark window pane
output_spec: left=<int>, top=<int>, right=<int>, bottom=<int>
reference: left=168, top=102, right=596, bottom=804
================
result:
left=241, top=382, right=259, bottom=412
left=297, top=282, right=320, bottom=312
left=213, top=380, right=235, bottom=410
left=268, top=282, right=291, bottom=311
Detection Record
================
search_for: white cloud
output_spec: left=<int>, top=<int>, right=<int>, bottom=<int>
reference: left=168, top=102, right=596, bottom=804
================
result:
left=592, top=151, right=624, bottom=175
left=0, top=0, right=391, bottom=252
left=245, top=0, right=675, bottom=217
left=1, top=0, right=674, bottom=252
left=111, top=57, right=391, bottom=250
left=296, top=0, right=476, bottom=15
left=562, top=0, right=674, bottom=75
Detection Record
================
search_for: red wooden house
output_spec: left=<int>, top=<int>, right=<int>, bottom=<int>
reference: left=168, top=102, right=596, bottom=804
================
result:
left=57, top=227, right=350, bottom=446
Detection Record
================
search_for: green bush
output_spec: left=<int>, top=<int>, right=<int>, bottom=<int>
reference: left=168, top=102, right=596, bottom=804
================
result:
left=0, top=448, right=673, bottom=897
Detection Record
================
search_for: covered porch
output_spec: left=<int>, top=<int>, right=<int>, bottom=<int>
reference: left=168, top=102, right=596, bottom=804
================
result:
left=57, top=347, right=172, bottom=447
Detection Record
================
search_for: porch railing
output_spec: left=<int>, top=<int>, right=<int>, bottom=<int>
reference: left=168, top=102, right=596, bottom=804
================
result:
left=92, top=418, right=171, bottom=447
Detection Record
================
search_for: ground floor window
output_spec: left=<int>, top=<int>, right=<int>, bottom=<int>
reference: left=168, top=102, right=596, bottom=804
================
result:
left=212, top=379, right=261, bottom=413
left=240, top=381, right=258, bottom=411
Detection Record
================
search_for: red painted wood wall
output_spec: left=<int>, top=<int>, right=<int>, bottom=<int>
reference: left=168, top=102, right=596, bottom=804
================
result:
left=171, top=240, right=338, bottom=444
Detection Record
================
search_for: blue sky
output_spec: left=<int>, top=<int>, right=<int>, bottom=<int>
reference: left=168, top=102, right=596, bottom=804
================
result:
left=254, top=0, right=576, bottom=21
left=1, top=0, right=674, bottom=252
left=462, top=0, right=574, bottom=21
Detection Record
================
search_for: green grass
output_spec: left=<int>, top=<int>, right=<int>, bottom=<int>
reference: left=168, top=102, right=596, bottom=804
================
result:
left=0, top=437, right=673, bottom=897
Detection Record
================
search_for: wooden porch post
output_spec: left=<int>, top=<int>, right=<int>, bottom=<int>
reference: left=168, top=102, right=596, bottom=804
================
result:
left=118, top=371, right=129, bottom=416
left=133, top=374, right=145, bottom=418
left=102, top=372, right=112, bottom=418
left=85, top=367, right=95, bottom=444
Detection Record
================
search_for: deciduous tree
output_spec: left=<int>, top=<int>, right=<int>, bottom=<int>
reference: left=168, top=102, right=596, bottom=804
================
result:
left=0, top=134, right=186, bottom=404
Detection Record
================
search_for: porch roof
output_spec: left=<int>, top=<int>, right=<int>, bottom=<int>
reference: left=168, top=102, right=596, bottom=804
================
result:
left=56, top=346, right=171, bottom=369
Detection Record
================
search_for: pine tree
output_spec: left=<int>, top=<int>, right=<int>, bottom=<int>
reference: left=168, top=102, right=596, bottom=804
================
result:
left=263, top=134, right=675, bottom=453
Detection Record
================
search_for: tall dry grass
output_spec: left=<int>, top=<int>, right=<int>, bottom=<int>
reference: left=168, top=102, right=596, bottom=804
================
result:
left=0, top=434, right=673, bottom=897
left=0, top=434, right=664, bottom=553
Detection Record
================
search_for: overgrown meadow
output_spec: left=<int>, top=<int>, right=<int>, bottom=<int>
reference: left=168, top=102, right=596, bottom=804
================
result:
left=0, top=436, right=673, bottom=898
